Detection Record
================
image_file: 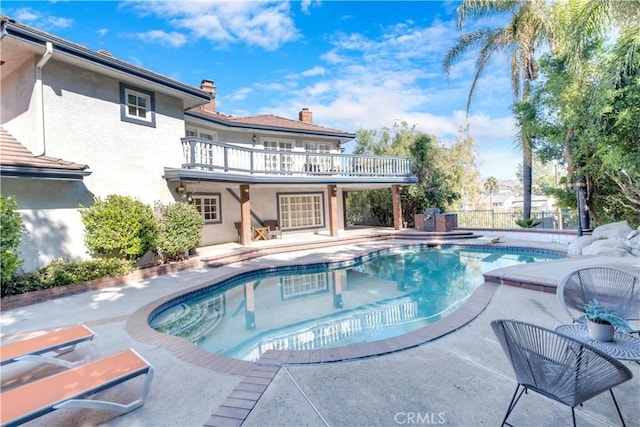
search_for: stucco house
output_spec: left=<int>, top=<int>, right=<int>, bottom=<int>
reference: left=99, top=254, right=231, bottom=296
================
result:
left=0, top=16, right=416, bottom=272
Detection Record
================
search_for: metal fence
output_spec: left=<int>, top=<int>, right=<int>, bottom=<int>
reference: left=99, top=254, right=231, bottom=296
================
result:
left=448, top=209, right=579, bottom=230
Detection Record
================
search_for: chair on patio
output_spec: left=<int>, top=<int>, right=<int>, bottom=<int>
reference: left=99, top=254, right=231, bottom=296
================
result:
left=1, top=324, right=96, bottom=368
left=263, top=220, right=282, bottom=239
left=0, top=348, right=154, bottom=427
left=491, top=320, right=632, bottom=427
left=557, top=267, right=640, bottom=334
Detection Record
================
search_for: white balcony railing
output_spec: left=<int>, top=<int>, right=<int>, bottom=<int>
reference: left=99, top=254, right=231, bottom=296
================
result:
left=181, top=138, right=414, bottom=178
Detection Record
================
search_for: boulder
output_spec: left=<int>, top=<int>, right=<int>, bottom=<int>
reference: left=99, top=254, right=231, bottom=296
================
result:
left=625, top=233, right=640, bottom=251
left=567, top=235, right=602, bottom=256
left=582, top=238, right=631, bottom=257
left=591, top=220, right=633, bottom=240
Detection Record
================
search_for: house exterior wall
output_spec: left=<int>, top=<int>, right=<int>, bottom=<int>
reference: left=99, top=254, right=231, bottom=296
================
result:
left=1, top=179, right=92, bottom=272
left=191, top=183, right=344, bottom=246
left=41, top=60, right=185, bottom=205
left=2, top=58, right=190, bottom=271
left=0, top=57, right=40, bottom=153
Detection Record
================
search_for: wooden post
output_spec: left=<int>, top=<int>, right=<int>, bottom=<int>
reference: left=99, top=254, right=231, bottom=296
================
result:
left=392, top=185, right=403, bottom=230
left=328, top=184, right=339, bottom=237
left=239, top=184, right=252, bottom=245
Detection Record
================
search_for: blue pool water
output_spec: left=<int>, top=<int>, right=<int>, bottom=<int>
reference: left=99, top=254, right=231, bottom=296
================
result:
left=149, top=245, right=563, bottom=361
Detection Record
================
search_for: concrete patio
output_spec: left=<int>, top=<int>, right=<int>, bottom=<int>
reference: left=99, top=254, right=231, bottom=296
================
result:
left=1, top=231, right=638, bottom=427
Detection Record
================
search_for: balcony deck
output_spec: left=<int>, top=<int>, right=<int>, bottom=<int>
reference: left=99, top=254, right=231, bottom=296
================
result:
left=164, top=138, right=417, bottom=185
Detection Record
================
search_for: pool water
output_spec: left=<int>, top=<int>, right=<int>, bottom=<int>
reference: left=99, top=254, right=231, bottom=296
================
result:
left=150, top=246, right=563, bottom=361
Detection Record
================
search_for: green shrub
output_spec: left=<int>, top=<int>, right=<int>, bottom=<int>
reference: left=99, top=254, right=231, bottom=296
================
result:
left=2, top=257, right=134, bottom=297
left=1, top=195, right=25, bottom=284
left=515, top=218, right=541, bottom=228
left=81, top=195, right=158, bottom=262
left=155, top=201, right=203, bottom=262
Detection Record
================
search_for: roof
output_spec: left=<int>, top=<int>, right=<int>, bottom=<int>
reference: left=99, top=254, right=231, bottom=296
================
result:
left=187, top=109, right=356, bottom=140
left=0, top=127, right=91, bottom=180
left=0, top=15, right=210, bottom=109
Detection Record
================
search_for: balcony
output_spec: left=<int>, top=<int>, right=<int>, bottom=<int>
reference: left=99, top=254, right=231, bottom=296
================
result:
left=168, top=138, right=417, bottom=185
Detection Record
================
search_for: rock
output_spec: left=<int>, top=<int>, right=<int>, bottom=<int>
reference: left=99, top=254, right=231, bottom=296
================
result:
left=591, top=220, right=633, bottom=240
left=567, top=235, right=602, bottom=256
left=625, top=233, right=640, bottom=250
left=582, top=238, right=630, bottom=256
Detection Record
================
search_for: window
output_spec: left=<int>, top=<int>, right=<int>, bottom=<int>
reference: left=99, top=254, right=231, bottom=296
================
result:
left=120, top=83, right=156, bottom=127
left=278, top=193, right=324, bottom=229
left=263, top=139, right=293, bottom=172
left=304, top=142, right=331, bottom=172
left=192, top=193, right=222, bottom=224
left=281, top=273, right=329, bottom=299
left=185, top=127, right=217, bottom=141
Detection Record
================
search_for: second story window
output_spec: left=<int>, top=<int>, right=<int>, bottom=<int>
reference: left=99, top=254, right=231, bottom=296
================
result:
left=120, top=83, right=156, bottom=127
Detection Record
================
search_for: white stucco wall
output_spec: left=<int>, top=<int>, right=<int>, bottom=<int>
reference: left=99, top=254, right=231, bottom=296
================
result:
left=1, top=58, right=190, bottom=271
left=1, top=179, right=92, bottom=272
left=192, top=183, right=343, bottom=246
left=0, top=57, right=40, bottom=153
left=41, top=60, right=185, bottom=205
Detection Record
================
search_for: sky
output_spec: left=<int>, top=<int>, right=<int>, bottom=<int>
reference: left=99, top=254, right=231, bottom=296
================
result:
left=3, top=0, right=520, bottom=180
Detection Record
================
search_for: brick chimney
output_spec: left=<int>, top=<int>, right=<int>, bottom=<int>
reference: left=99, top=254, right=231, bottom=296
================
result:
left=200, top=79, right=216, bottom=113
left=299, top=108, right=313, bottom=124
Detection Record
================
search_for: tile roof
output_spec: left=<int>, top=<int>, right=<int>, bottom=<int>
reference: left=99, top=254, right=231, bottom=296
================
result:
left=189, top=109, right=356, bottom=137
left=0, top=127, right=89, bottom=171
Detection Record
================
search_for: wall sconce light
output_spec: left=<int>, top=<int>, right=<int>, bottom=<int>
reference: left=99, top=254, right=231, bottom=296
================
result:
left=252, top=133, right=257, bottom=144
left=331, top=186, right=338, bottom=196
left=243, top=187, right=250, bottom=193
left=176, top=184, right=187, bottom=197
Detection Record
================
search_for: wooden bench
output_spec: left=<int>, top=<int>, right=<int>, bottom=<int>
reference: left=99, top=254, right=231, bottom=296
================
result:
left=0, top=348, right=154, bottom=427
left=0, top=324, right=95, bottom=367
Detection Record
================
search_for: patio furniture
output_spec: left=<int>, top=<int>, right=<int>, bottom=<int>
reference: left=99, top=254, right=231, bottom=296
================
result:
left=263, top=220, right=282, bottom=239
left=555, top=323, right=640, bottom=361
left=557, top=267, right=640, bottom=334
left=253, top=226, right=269, bottom=241
left=0, top=324, right=95, bottom=367
left=491, top=320, right=632, bottom=427
left=0, top=348, right=154, bottom=427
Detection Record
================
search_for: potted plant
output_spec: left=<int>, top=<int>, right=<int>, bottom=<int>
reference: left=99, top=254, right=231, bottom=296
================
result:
left=583, top=299, right=633, bottom=342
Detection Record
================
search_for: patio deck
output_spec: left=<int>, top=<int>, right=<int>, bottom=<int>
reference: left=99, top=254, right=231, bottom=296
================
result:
left=1, top=229, right=638, bottom=427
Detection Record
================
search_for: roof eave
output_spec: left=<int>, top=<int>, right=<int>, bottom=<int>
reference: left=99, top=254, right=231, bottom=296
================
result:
left=0, top=166, right=92, bottom=180
left=1, top=17, right=210, bottom=109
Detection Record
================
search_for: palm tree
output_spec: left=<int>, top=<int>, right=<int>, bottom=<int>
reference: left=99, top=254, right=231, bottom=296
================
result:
left=484, top=176, right=499, bottom=209
left=443, top=0, right=553, bottom=221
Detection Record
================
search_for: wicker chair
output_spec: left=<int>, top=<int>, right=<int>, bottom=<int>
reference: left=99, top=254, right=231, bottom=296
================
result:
left=557, top=267, right=640, bottom=334
left=491, top=320, right=632, bottom=427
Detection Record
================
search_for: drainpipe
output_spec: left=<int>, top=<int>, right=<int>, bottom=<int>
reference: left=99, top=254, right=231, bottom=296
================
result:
left=35, top=41, right=53, bottom=156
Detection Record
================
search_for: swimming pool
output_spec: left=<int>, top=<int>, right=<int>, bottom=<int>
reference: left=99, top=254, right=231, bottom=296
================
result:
left=149, top=245, right=563, bottom=361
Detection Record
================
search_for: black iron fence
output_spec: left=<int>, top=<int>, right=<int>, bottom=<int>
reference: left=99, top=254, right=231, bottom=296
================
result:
left=448, top=209, right=579, bottom=230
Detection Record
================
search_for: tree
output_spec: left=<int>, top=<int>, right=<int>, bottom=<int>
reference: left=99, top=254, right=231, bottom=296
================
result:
left=484, top=176, right=498, bottom=209
left=443, top=0, right=553, bottom=221
left=347, top=124, right=481, bottom=226
left=524, top=1, right=640, bottom=225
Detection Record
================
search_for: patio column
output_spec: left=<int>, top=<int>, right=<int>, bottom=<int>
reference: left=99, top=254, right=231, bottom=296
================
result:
left=239, top=184, right=252, bottom=245
left=328, top=185, right=339, bottom=237
left=392, top=185, right=403, bottom=230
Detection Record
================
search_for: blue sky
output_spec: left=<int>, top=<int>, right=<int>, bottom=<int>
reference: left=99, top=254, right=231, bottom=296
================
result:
left=3, top=0, right=519, bottom=179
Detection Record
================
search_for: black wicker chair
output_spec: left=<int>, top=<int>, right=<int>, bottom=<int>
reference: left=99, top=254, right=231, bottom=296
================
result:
left=491, top=320, right=633, bottom=427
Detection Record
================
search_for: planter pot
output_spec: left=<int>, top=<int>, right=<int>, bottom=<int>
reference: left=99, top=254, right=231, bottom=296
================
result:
left=588, top=320, right=615, bottom=342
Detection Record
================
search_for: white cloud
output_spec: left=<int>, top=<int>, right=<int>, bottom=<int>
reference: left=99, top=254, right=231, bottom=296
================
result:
left=229, top=87, right=253, bottom=102
left=301, top=66, right=326, bottom=77
left=127, top=1, right=300, bottom=51
left=127, top=30, right=187, bottom=48
left=96, top=28, right=108, bottom=37
left=8, top=7, right=73, bottom=29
